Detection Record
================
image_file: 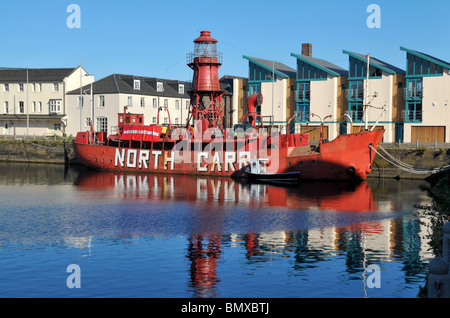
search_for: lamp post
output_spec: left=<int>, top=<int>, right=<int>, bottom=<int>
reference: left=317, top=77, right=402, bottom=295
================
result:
left=83, top=73, right=94, bottom=144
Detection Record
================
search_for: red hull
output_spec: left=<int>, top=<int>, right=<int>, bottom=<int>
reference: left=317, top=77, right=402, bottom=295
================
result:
left=73, top=130, right=384, bottom=181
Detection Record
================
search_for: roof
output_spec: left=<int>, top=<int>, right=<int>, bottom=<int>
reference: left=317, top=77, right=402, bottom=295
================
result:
left=290, top=53, right=348, bottom=77
left=242, top=56, right=296, bottom=78
left=67, top=74, right=192, bottom=98
left=343, top=50, right=405, bottom=74
left=0, top=68, right=78, bottom=82
left=400, top=46, right=450, bottom=70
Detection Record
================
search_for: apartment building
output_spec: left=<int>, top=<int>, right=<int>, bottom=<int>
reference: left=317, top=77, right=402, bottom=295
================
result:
left=220, top=75, right=248, bottom=128
left=242, top=55, right=296, bottom=130
left=0, top=66, right=93, bottom=137
left=291, top=43, right=348, bottom=141
left=399, top=46, right=450, bottom=143
left=343, top=50, right=405, bottom=143
left=65, top=74, right=192, bottom=137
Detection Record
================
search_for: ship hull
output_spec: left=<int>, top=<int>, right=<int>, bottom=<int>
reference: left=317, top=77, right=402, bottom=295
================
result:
left=73, top=130, right=384, bottom=181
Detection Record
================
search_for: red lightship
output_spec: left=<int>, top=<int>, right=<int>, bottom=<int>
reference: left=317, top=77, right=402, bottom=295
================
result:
left=73, top=31, right=384, bottom=181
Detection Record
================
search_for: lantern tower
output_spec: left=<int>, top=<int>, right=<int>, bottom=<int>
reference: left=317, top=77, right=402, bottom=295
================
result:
left=186, top=31, right=224, bottom=132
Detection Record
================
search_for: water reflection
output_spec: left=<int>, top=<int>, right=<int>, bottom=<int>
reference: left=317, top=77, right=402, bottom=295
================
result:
left=0, top=163, right=432, bottom=298
left=73, top=169, right=378, bottom=212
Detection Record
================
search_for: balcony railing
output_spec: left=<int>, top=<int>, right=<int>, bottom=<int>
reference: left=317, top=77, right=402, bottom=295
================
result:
left=186, top=51, right=223, bottom=64
left=403, top=87, right=423, bottom=99
left=346, top=89, right=364, bottom=100
left=295, top=90, right=311, bottom=101
left=346, top=110, right=364, bottom=122
left=295, top=111, right=310, bottom=122
left=402, top=110, right=423, bottom=122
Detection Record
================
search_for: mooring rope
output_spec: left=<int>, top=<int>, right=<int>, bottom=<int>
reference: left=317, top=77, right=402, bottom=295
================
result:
left=369, top=145, right=450, bottom=175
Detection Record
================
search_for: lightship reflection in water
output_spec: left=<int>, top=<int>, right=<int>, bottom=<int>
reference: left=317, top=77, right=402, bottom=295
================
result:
left=0, top=164, right=431, bottom=298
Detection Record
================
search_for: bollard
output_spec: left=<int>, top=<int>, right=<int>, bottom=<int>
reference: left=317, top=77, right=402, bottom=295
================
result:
left=428, top=257, right=450, bottom=298
left=444, top=222, right=450, bottom=263
left=427, top=222, right=450, bottom=298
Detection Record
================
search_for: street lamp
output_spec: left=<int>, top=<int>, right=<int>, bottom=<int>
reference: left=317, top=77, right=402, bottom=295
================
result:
left=83, top=73, right=94, bottom=143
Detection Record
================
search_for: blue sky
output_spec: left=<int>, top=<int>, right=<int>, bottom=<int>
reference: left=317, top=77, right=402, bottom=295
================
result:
left=1, top=0, right=450, bottom=82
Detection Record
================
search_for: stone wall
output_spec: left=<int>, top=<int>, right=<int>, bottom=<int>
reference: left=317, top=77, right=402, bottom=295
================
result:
left=0, top=140, right=74, bottom=165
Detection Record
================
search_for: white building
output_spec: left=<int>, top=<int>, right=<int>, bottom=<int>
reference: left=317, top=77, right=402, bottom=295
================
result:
left=343, top=50, right=405, bottom=143
left=291, top=43, right=348, bottom=141
left=65, top=74, right=191, bottom=137
left=0, top=66, right=93, bottom=137
left=400, top=46, right=450, bottom=143
left=242, top=55, right=297, bottom=129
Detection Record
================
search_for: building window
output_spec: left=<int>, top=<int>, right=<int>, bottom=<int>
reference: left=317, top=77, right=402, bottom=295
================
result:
left=157, top=81, right=164, bottom=92
left=85, top=117, right=91, bottom=127
left=175, top=100, right=179, bottom=109
left=50, top=100, right=62, bottom=113
left=4, top=101, right=8, bottom=114
left=164, top=117, right=168, bottom=124
left=128, top=96, right=132, bottom=106
left=37, top=83, right=41, bottom=92
left=53, top=83, right=59, bottom=92
left=78, top=96, right=84, bottom=108
left=140, top=97, right=145, bottom=107
left=32, top=102, right=36, bottom=112
left=19, top=83, right=24, bottom=92
left=175, top=118, right=179, bottom=125
left=96, top=116, right=108, bottom=133
left=4, top=84, right=9, bottom=92
left=405, top=101, right=423, bottom=122
left=186, top=100, right=189, bottom=109
left=178, top=84, right=184, bottom=94
left=296, top=102, right=310, bottom=122
left=153, top=98, right=157, bottom=108
left=38, top=102, right=42, bottom=112
left=134, top=79, right=140, bottom=90
left=349, top=101, right=364, bottom=122
left=54, top=123, right=62, bottom=131
left=249, top=83, right=261, bottom=95
left=152, top=117, right=157, bottom=124
left=405, top=78, right=423, bottom=99
left=297, top=82, right=310, bottom=100
left=164, top=99, right=168, bottom=107
left=348, top=80, right=364, bottom=100
left=19, top=101, right=24, bottom=113
left=99, top=95, right=105, bottom=108
left=31, top=83, right=35, bottom=92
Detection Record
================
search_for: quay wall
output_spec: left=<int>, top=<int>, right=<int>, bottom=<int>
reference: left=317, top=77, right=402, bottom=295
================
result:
left=0, top=140, right=449, bottom=180
left=0, top=140, right=74, bottom=165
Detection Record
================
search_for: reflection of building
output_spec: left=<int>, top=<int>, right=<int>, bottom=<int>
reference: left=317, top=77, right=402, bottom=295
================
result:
left=73, top=170, right=431, bottom=296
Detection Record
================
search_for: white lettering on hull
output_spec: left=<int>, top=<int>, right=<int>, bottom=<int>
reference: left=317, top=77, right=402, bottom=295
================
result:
left=114, top=149, right=258, bottom=173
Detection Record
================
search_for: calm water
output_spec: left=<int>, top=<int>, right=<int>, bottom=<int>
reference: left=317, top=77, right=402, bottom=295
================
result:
left=0, top=162, right=433, bottom=298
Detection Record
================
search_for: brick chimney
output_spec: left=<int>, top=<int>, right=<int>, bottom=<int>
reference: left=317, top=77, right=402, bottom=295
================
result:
left=302, top=43, right=312, bottom=57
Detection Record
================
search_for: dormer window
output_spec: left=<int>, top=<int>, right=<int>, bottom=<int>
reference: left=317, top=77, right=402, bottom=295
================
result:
left=178, top=84, right=184, bottom=94
left=157, top=81, right=164, bottom=92
left=134, top=79, right=140, bottom=90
